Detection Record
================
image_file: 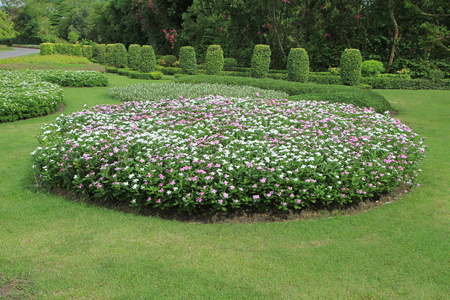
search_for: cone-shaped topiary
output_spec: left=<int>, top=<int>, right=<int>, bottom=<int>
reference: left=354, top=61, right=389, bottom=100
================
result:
left=128, top=44, right=141, bottom=71
left=40, top=43, right=54, bottom=55
left=251, top=44, right=271, bottom=78
left=140, top=45, right=156, bottom=73
left=114, top=43, right=128, bottom=68
left=72, top=44, right=82, bottom=56
left=340, top=49, right=362, bottom=85
left=95, top=44, right=106, bottom=64
left=82, top=45, right=93, bottom=60
left=179, top=46, right=197, bottom=75
left=205, top=45, right=224, bottom=75
left=287, top=48, right=309, bottom=82
left=106, top=44, right=116, bottom=66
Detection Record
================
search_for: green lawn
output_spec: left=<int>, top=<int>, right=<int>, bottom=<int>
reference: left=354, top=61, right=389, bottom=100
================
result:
left=0, top=76, right=448, bottom=299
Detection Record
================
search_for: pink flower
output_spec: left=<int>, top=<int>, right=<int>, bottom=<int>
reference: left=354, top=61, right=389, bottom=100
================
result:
left=355, top=13, right=361, bottom=19
left=220, top=27, right=223, bottom=31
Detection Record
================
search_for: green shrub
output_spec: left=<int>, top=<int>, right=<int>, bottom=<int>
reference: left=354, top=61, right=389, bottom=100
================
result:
left=105, top=44, right=116, bottom=66
left=287, top=48, right=309, bottom=82
left=179, top=46, right=197, bottom=75
left=95, top=44, right=106, bottom=64
left=128, top=44, right=141, bottom=71
left=128, top=71, right=152, bottom=80
left=224, top=57, right=238, bottom=70
left=361, top=60, right=385, bottom=77
left=328, top=67, right=340, bottom=76
left=361, top=77, right=450, bottom=90
left=82, top=45, right=93, bottom=60
left=205, top=45, right=224, bottom=75
left=308, top=74, right=341, bottom=85
left=150, top=71, right=163, bottom=80
left=72, top=44, right=82, bottom=57
left=118, top=68, right=132, bottom=76
left=158, top=55, right=177, bottom=67
left=174, top=75, right=391, bottom=113
left=106, top=67, right=118, bottom=73
left=53, top=43, right=64, bottom=55
left=40, top=43, right=54, bottom=55
left=40, top=70, right=108, bottom=87
left=155, top=65, right=182, bottom=75
left=340, top=49, right=362, bottom=85
left=251, top=44, right=271, bottom=78
left=62, top=44, right=72, bottom=55
left=114, top=43, right=128, bottom=68
left=140, top=45, right=156, bottom=73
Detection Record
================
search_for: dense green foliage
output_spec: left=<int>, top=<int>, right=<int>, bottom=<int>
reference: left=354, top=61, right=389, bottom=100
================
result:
left=158, top=55, right=177, bottom=67
left=179, top=46, right=197, bottom=75
left=140, top=45, right=156, bottom=73
left=205, top=45, right=224, bottom=75
left=72, top=44, right=82, bottom=57
left=40, top=70, right=108, bottom=87
left=361, top=60, right=386, bottom=77
left=340, top=49, right=362, bottom=86
left=105, top=44, right=115, bottom=67
left=224, top=58, right=238, bottom=70
left=82, top=45, right=92, bottom=60
left=127, top=44, right=141, bottom=71
left=94, top=44, right=106, bottom=64
left=251, top=44, right=271, bottom=78
left=39, top=42, right=53, bottom=55
left=114, top=43, right=128, bottom=68
left=287, top=48, right=309, bottom=83
left=174, top=75, right=391, bottom=113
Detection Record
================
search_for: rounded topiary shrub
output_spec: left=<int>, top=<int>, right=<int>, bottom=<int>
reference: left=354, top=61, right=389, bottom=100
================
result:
left=140, top=45, right=156, bottom=73
left=72, top=44, right=82, bottom=57
left=179, top=46, right=197, bottom=75
left=340, top=49, right=362, bottom=86
left=361, top=60, right=385, bottom=77
left=40, top=43, right=54, bottom=55
left=106, top=44, right=116, bottom=67
left=95, top=44, right=106, bottom=64
left=251, top=44, right=271, bottom=78
left=128, top=44, right=141, bottom=71
left=114, top=43, right=128, bottom=68
left=205, top=45, right=224, bottom=75
left=82, top=45, right=93, bottom=60
left=287, top=48, right=309, bottom=82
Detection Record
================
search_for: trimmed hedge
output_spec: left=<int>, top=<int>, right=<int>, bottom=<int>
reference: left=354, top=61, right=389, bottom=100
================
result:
left=224, top=58, right=238, bottom=70
left=128, top=44, right=141, bottom=71
left=105, top=44, right=116, bottom=67
left=72, top=44, right=82, bottom=57
left=174, top=75, right=391, bottom=113
left=114, top=43, right=128, bottom=68
left=140, top=45, right=156, bottom=73
left=158, top=55, right=177, bottom=67
left=40, top=43, right=53, bottom=55
left=127, top=71, right=164, bottom=80
left=94, top=44, right=106, bottom=64
left=251, top=44, right=271, bottom=78
left=360, top=77, right=450, bottom=90
left=205, top=45, right=224, bottom=75
left=82, top=45, right=93, bottom=60
left=340, top=49, right=362, bottom=86
left=155, top=65, right=182, bottom=75
left=179, top=46, right=197, bottom=75
left=287, top=48, right=309, bottom=83
left=361, top=60, right=385, bottom=77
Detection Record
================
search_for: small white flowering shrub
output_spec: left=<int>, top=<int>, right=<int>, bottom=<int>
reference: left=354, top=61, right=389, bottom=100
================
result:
left=0, top=70, right=63, bottom=122
left=31, top=96, right=426, bottom=213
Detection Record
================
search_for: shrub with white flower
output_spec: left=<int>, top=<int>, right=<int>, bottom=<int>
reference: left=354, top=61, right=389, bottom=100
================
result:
left=31, top=96, right=427, bottom=212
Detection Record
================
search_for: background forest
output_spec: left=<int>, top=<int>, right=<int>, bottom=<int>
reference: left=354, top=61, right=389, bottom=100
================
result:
left=0, top=0, right=448, bottom=71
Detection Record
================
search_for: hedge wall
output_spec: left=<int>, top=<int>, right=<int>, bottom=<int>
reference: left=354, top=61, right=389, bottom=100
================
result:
left=205, top=45, right=224, bottom=75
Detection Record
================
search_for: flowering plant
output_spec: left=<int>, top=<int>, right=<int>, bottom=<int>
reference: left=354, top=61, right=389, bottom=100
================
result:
left=31, top=96, right=426, bottom=213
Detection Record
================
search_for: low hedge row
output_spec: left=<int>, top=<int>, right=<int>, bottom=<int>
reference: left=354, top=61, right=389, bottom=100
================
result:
left=40, top=70, right=108, bottom=87
left=106, top=67, right=163, bottom=80
left=174, top=75, right=391, bottom=113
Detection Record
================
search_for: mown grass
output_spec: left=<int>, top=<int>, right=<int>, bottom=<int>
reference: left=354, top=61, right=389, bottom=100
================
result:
left=0, top=74, right=448, bottom=298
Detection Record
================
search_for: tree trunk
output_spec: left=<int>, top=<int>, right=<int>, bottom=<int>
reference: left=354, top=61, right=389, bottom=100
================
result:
left=388, top=0, right=399, bottom=70
left=272, top=3, right=286, bottom=59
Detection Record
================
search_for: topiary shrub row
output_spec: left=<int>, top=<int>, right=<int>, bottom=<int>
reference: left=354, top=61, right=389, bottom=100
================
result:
left=205, top=45, right=224, bottom=75
left=128, top=44, right=141, bottom=71
left=40, top=43, right=54, bottom=55
left=360, top=77, right=450, bottom=90
left=287, top=48, right=309, bottom=83
left=140, top=45, right=156, bottom=73
left=174, top=75, right=391, bottom=113
left=40, top=42, right=90, bottom=57
left=340, top=49, right=362, bottom=85
left=251, top=44, right=271, bottom=78
left=179, top=46, right=197, bottom=75
left=82, top=45, right=93, bottom=60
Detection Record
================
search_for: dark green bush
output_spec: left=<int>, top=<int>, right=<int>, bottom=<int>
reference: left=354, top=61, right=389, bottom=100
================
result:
left=40, top=43, right=54, bottom=55
left=114, top=43, right=128, bottom=68
left=62, top=44, right=72, bottom=55
left=106, top=67, right=118, bottom=73
left=361, top=77, right=450, bottom=90
left=118, top=68, right=132, bottom=76
left=158, top=55, right=177, bottom=67
left=128, top=71, right=152, bottom=79
left=53, top=43, right=64, bottom=55
left=205, top=45, right=224, bottom=75
left=174, top=75, right=391, bottom=113
left=82, top=45, right=93, bottom=60
left=72, top=44, right=82, bottom=57
left=156, top=66, right=182, bottom=75
left=251, top=44, right=271, bottom=78
left=94, top=44, right=106, bottom=64
left=361, top=60, right=385, bottom=77
left=267, top=73, right=287, bottom=80
left=179, top=46, right=197, bottom=75
left=287, top=48, right=309, bottom=82
left=128, top=44, right=141, bottom=71
left=150, top=71, right=164, bottom=80
left=140, top=45, right=156, bottom=73
left=308, top=74, right=341, bottom=85
left=105, top=44, right=116, bottom=66
left=340, top=49, right=362, bottom=85
left=224, top=57, right=238, bottom=70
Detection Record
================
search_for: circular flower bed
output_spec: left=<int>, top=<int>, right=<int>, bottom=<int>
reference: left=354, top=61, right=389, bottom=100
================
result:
left=31, top=96, right=426, bottom=213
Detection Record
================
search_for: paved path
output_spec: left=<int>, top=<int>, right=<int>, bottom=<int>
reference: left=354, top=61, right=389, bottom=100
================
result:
left=0, top=47, right=40, bottom=59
